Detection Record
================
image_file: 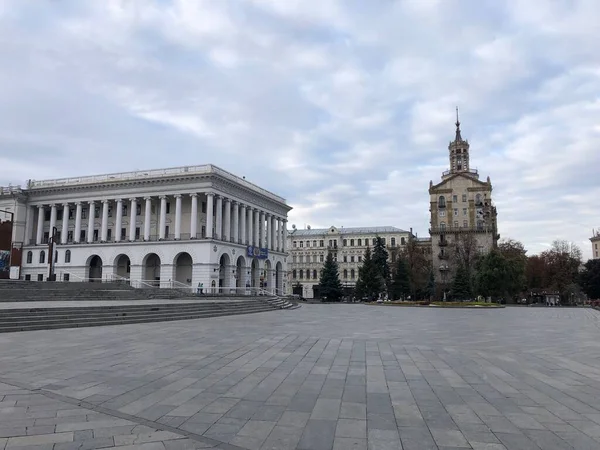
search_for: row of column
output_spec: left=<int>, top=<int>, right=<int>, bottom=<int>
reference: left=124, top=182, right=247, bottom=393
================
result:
left=33, top=193, right=288, bottom=252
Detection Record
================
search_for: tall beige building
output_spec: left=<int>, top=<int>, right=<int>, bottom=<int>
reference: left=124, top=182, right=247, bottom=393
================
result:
left=591, top=229, right=600, bottom=259
left=429, top=111, right=499, bottom=287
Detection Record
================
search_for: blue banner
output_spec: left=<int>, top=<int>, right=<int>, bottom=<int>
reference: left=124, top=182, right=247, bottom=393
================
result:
left=247, top=246, right=268, bottom=259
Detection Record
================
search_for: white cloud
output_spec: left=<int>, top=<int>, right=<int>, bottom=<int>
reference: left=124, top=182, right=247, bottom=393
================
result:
left=0, top=0, right=599, bottom=259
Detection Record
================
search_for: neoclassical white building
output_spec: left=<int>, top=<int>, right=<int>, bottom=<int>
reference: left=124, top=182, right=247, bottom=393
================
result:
left=0, top=165, right=291, bottom=294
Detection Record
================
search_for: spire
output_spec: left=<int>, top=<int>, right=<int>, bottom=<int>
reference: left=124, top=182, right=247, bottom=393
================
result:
left=455, top=106, right=462, bottom=142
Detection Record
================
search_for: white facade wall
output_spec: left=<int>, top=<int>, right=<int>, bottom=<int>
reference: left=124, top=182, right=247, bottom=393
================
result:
left=1, top=165, right=291, bottom=294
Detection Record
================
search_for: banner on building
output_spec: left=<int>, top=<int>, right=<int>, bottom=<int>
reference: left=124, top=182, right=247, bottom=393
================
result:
left=246, top=246, right=268, bottom=259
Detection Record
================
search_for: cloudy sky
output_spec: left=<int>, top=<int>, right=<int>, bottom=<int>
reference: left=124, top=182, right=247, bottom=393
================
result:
left=0, top=0, right=598, bottom=259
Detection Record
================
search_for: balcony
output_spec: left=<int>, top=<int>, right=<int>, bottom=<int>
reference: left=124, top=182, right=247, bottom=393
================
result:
left=442, top=168, right=478, bottom=177
left=438, top=252, right=449, bottom=260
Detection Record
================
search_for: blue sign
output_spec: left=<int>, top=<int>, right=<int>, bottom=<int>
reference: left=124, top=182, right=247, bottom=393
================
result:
left=247, top=246, right=268, bottom=259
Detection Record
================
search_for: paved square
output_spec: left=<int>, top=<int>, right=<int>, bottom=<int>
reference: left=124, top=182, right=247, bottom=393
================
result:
left=1, top=304, right=600, bottom=449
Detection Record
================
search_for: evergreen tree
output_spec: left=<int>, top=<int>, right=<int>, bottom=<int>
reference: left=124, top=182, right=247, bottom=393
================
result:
left=451, top=265, right=472, bottom=300
left=580, top=259, right=600, bottom=300
left=426, top=269, right=435, bottom=300
left=372, top=236, right=391, bottom=292
left=355, top=246, right=384, bottom=300
left=390, top=257, right=411, bottom=300
left=318, top=252, right=343, bottom=301
left=476, top=249, right=524, bottom=302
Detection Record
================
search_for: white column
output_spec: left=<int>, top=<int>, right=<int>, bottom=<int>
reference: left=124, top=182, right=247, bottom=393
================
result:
left=240, top=204, right=246, bottom=245
left=74, top=203, right=82, bottom=243
left=36, top=205, right=44, bottom=245
left=87, top=201, right=95, bottom=243
left=265, top=213, right=271, bottom=250
left=61, top=203, right=69, bottom=244
left=247, top=208, right=254, bottom=246
left=190, top=193, right=198, bottom=239
left=282, top=219, right=288, bottom=252
left=215, top=195, right=223, bottom=240
left=259, top=211, right=265, bottom=248
left=232, top=201, right=239, bottom=244
left=144, top=197, right=151, bottom=241
left=101, top=200, right=109, bottom=241
left=159, top=196, right=167, bottom=240
left=276, top=218, right=281, bottom=251
left=49, top=204, right=57, bottom=238
left=224, top=198, right=231, bottom=242
left=174, top=194, right=182, bottom=240
left=271, top=216, right=276, bottom=251
left=115, top=199, right=123, bottom=242
left=129, top=198, right=137, bottom=241
left=206, top=193, right=214, bottom=238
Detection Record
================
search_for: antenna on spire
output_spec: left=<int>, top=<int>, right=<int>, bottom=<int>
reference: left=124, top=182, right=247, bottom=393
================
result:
left=455, top=106, right=462, bottom=142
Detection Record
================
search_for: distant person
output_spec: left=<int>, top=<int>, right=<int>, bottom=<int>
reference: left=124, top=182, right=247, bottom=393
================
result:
left=197, top=282, right=203, bottom=294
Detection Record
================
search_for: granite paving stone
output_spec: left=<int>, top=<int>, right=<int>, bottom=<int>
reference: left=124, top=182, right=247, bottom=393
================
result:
left=1, top=304, right=600, bottom=449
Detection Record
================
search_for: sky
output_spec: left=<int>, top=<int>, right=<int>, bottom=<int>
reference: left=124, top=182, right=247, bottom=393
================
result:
left=0, top=0, right=598, bottom=259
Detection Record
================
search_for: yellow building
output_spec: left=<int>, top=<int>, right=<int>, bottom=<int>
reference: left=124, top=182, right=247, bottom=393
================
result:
left=429, top=111, right=499, bottom=287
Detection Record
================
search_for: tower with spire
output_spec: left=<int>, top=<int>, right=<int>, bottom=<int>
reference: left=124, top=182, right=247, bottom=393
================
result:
left=427, top=108, right=499, bottom=293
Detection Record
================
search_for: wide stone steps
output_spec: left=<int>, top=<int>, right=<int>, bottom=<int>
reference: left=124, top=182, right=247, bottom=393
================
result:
left=0, top=299, right=291, bottom=333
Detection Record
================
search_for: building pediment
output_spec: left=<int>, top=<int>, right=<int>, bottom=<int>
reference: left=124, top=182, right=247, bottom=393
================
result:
left=429, top=172, right=489, bottom=193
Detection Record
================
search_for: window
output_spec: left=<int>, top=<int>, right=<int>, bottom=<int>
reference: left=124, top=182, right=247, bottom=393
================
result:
left=454, top=208, right=458, bottom=216
left=93, top=230, right=99, bottom=241
left=358, top=256, right=362, bottom=262
left=439, top=210, right=446, bottom=217
left=306, top=241, right=310, bottom=248
left=201, top=225, right=206, bottom=238
left=25, top=274, right=31, bottom=281
left=165, top=226, right=170, bottom=237
left=121, top=228, right=126, bottom=239
left=135, top=227, right=141, bottom=239
left=94, top=207, right=100, bottom=219
left=320, top=255, right=324, bottom=262
left=54, top=208, right=61, bottom=220
left=80, top=230, right=86, bottom=241
left=372, top=238, right=376, bottom=245
left=463, top=208, right=467, bottom=216
left=293, top=241, right=297, bottom=248
left=201, top=202, right=206, bottom=213
left=44, top=210, right=50, bottom=221
left=306, top=271, right=310, bottom=280
left=108, top=206, right=113, bottom=218
left=351, top=269, right=355, bottom=279
left=477, top=221, right=484, bottom=230
left=401, top=237, right=406, bottom=245
left=343, top=256, right=347, bottom=262
left=166, top=202, right=171, bottom=214
left=299, top=256, right=303, bottom=263
left=382, top=238, right=386, bottom=245
left=319, top=240, right=324, bottom=247
left=26, top=251, right=33, bottom=264
left=343, top=269, right=348, bottom=279
left=136, top=204, right=142, bottom=216
left=391, top=237, right=396, bottom=246
left=462, top=194, right=467, bottom=202
left=440, top=222, right=446, bottom=231
left=37, top=274, right=44, bottom=281
left=392, top=253, right=396, bottom=263
left=463, top=220, right=468, bottom=227
left=292, top=270, right=297, bottom=279
left=82, top=208, right=88, bottom=219
left=313, top=240, right=317, bottom=247
left=43, top=232, right=49, bottom=243
left=39, top=251, right=45, bottom=264
left=313, top=255, right=317, bottom=263
left=343, top=239, right=347, bottom=246
left=350, top=256, right=355, bottom=263
left=63, top=273, right=70, bottom=282
left=123, top=204, right=128, bottom=216
left=299, top=241, right=304, bottom=248
left=313, top=270, right=317, bottom=279
left=67, top=231, right=73, bottom=243
left=475, top=194, right=482, bottom=205
left=454, top=221, right=459, bottom=228
left=56, top=232, right=61, bottom=243
left=438, top=196, right=446, bottom=208
left=358, top=239, right=362, bottom=246
left=107, top=229, right=112, bottom=241
left=68, top=208, right=74, bottom=219
left=299, top=270, right=304, bottom=279
left=54, top=251, right=58, bottom=264
left=293, top=256, right=297, bottom=263
left=349, top=239, right=354, bottom=246
left=453, top=195, right=458, bottom=203
left=65, top=250, right=71, bottom=263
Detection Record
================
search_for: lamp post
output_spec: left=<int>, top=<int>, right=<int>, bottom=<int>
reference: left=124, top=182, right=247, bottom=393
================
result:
left=48, top=226, right=58, bottom=281
left=0, top=209, right=15, bottom=278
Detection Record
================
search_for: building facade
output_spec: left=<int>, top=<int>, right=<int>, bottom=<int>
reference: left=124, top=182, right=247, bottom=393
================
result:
left=286, top=226, right=413, bottom=299
left=591, top=229, right=600, bottom=259
left=0, top=165, right=291, bottom=293
left=429, top=112, right=499, bottom=287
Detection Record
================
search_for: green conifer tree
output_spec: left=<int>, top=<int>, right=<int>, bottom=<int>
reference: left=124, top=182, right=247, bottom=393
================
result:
left=390, top=257, right=411, bottom=300
left=318, top=252, right=343, bottom=301
left=451, top=265, right=472, bottom=300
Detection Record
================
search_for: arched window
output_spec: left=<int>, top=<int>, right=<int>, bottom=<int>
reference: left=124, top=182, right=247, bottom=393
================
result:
left=299, top=270, right=304, bottom=279
left=401, top=237, right=406, bottom=245
left=292, top=269, right=297, bottom=279
left=438, top=196, right=446, bottom=208
left=26, top=251, right=32, bottom=264
left=313, top=270, right=317, bottom=279
left=343, top=239, right=347, bottom=246
left=477, top=220, right=484, bottom=230
left=39, top=250, right=45, bottom=264
left=343, top=269, right=348, bottom=279
left=54, top=251, right=58, bottom=264
left=475, top=194, right=482, bottom=205
left=391, top=238, right=396, bottom=246
left=440, top=222, right=446, bottom=231
left=65, top=250, right=71, bottom=263
left=350, top=269, right=355, bottom=279
left=306, top=270, right=310, bottom=280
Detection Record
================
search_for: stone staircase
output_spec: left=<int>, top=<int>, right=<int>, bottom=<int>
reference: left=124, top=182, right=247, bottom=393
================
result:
left=0, top=279, right=299, bottom=332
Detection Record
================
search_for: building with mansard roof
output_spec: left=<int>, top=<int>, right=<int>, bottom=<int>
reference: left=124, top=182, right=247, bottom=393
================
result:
left=286, top=225, right=413, bottom=299
left=429, top=110, right=499, bottom=289
left=0, top=164, right=291, bottom=294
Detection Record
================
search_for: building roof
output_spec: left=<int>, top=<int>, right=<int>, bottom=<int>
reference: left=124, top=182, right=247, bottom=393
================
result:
left=288, top=226, right=409, bottom=236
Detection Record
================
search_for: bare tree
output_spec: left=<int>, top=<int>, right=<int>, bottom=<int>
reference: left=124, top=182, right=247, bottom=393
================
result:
left=453, top=233, right=479, bottom=275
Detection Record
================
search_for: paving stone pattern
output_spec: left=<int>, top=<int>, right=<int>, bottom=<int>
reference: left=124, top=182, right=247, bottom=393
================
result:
left=1, top=305, right=600, bottom=449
